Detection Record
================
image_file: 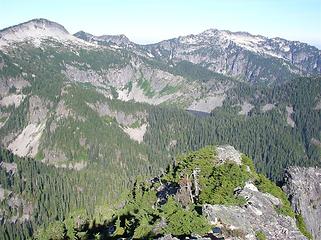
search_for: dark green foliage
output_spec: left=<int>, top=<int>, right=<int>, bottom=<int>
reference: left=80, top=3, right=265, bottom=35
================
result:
left=161, top=198, right=210, bottom=236
left=0, top=97, right=29, bottom=137
left=137, top=77, right=155, bottom=97
left=199, top=163, right=249, bottom=205
left=159, top=84, right=179, bottom=96
left=173, top=61, right=229, bottom=82
left=0, top=146, right=133, bottom=239
left=145, top=77, right=321, bottom=181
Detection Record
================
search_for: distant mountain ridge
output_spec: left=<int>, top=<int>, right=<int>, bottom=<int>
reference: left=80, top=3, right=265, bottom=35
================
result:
left=74, top=25, right=321, bottom=83
left=74, top=30, right=133, bottom=47
left=1, top=18, right=320, bottom=83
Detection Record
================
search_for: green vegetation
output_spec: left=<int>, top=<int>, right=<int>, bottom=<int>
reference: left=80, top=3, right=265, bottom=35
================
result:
left=0, top=142, right=313, bottom=239
left=159, top=84, right=179, bottom=96
left=255, top=230, right=267, bottom=240
left=0, top=97, right=29, bottom=138
left=110, top=86, right=119, bottom=99
left=138, top=77, right=155, bottom=97
left=199, top=163, right=249, bottom=205
left=171, top=146, right=250, bottom=206
left=35, top=222, right=66, bottom=240
left=145, top=77, right=321, bottom=182
left=162, top=198, right=210, bottom=236
left=130, top=120, right=142, bottom=128
left=295, top=214, right=313, bottom=240
left=255, top=174, right=295, bottom=218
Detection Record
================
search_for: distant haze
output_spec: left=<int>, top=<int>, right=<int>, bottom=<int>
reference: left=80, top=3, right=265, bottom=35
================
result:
left=1, top=0, right=320, bottom=48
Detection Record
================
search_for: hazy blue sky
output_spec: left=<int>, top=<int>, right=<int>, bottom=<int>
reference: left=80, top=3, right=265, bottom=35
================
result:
left=1, top=0, right=321, bottom=47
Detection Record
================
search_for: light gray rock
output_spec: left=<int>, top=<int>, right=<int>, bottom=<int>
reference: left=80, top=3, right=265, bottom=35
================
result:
left=143, top=29, right=321, bottom=83
left=0, top=161, right=17, bottom=174
left=28, top=95, right=48, bottom=124
left=216, top=145, right=242, bottom=165
left=203, top=183, right=307, bottom=240
left=283, top=166, right=321, bottom=240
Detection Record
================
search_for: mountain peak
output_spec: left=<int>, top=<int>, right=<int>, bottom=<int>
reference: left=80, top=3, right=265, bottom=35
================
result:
left=0, top=18, right=69, bottom=35
left=74, top=31, right=132, bottom=47
left=0, top=18, right=71, bottom=47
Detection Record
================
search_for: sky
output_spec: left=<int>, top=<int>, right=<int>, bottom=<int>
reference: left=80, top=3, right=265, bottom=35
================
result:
left=1, top=0, right=321, bottom=48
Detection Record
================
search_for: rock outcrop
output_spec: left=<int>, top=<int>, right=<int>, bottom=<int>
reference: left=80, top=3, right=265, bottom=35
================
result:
left=283, top=166, right=321, bottom=240
left=203, top=182, right=307, bottom=240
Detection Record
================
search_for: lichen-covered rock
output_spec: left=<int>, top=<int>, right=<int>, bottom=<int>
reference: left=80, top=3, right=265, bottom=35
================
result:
left=283, top=166, right=321, bottom=240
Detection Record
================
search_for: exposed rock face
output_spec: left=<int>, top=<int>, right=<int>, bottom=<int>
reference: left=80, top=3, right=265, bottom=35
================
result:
left=216, top=145, right=242, bottom=165
left=286, top=105, right=296, bottom=128
left=0, top=94, right=25, bottom=108
left=238, top=102, right=254, bottom=116
left=143, top=29, right=321, bottom=83
left=261, top=103, right=275, bottom=112
left=6, top=95, right=49, bottom=158
left=0, top=161, right=17, bottom=174
left=187, top=94, right=225, bottom=113
left=73, top=26, right=321, bottom=83
left=0, top=18, right=91, bottom=49
left=74, top=31, right=133, bottom=47
left=203, top=183, right=307, bottom=240
left=283, top=167, right=321, bottom=240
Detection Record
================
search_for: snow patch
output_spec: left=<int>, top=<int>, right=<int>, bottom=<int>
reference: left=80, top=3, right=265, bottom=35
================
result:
left=146, top=52, right=154, bottom=58
left=110, top=44, right=122, bottom=49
